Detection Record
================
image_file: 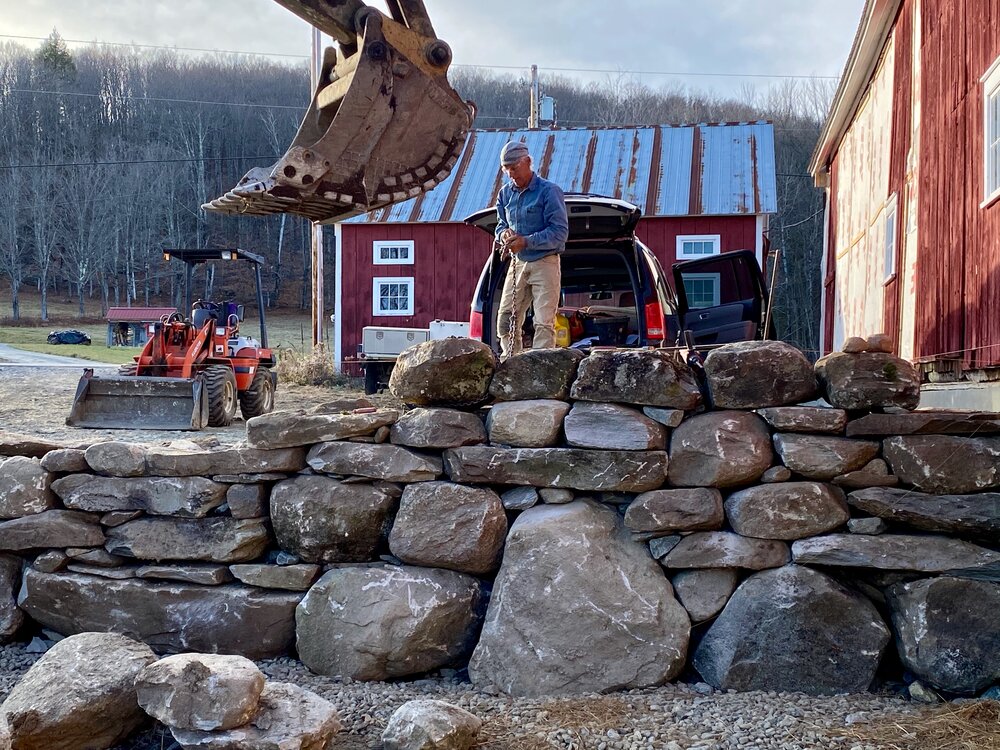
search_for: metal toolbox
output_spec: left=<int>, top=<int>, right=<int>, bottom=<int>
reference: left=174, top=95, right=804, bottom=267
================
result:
left=429, top=319, right=471, bottom=339
left=361, top=326, right=429, bottom=358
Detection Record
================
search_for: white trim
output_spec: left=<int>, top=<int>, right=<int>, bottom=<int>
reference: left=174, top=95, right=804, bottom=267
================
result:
left=334, top=223, right=343, bottom=372
left=754, top=215, right=765, bottom=270
left=681, top=272, right=721, bottom=308
left=883, top=193, right=898, bottom=281
left=981, top=54, right=1000, bottom=207
left=676, top=234, right=721, bottom=260
left=372, top=239, right=415, bottom=265
left=819, top=186, right=831, bottom=356
left=372, top=276, right=415, bottom=316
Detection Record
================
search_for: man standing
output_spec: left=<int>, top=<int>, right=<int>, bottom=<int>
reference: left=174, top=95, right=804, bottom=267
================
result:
left=495, top=141, right=569, bottom=359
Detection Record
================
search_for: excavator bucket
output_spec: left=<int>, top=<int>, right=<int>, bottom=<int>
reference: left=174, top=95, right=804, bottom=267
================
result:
left=66, top=370, right=209, bottom=431
left=202, top=0, right=475, bottom=224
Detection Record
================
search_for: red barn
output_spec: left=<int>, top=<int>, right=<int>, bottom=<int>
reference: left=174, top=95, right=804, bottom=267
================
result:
left=810, top=0, right=1000, bottom=408
left=332, top=122, right=777, bottom=369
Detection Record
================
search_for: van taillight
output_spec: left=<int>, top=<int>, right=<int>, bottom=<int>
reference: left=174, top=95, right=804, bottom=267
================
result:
left=470, top=310, right=483, bottom=340
left=645, top=301, right=665, bottom=340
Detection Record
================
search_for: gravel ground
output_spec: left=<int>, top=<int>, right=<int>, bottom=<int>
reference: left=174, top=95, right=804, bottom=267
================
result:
left=0, top=643, right=919, bottom=750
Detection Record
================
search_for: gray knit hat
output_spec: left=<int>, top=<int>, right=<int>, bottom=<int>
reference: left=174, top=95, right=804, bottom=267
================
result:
left=500, top=141, right=529, bottom=166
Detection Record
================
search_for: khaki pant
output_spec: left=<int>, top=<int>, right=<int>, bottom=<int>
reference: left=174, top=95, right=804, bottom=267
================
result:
left=497, top=253, right=561, bottom=359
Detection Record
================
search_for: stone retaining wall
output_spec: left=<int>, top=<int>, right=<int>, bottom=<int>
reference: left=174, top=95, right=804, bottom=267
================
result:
left=0, top=338, right=998, bottom=699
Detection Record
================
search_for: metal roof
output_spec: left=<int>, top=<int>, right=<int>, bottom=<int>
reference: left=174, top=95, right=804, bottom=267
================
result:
left=106, top=307, right=177, bottom=323
left=349, top=121, right=777, bottom=224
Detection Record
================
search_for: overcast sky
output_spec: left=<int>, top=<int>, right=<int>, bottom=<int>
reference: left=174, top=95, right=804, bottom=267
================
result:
left=9, top=0, right=866, bottom=96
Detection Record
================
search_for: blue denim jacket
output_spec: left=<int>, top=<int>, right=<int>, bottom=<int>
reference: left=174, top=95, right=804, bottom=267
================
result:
left=495, top=174, right=569, bottom=262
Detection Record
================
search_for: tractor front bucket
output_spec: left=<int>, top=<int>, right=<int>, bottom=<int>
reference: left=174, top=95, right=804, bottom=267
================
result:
left=202, top=1, right=474, bottom=224
left=66, top=370, right=208, bottom=431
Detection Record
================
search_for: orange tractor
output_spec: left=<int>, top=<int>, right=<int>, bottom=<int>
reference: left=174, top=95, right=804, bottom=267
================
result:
left=67, top=248, right=277, bottom=430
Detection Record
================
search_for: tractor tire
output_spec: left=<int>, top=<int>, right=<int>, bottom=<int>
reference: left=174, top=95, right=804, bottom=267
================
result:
left=239, top=368, right=276, bottom=420
left=204, top=365, right=238, bottom=427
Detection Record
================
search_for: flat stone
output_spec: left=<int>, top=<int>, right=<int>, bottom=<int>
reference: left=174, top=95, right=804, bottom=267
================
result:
left=704, top=341, right=817, bottom=409
left=642, top=407, right=685, bottom=428
left=500, top=486, right=538, bottom=510
left=846, top=411, right=1000, bottom=437
left=672, top=568, right=739, bottom=623
left=486, top=400, right=570, bottom=448
left=724, top=482, right=849, bottom=540
left=65, top=547, right=126, bottom=567
left=848, top=517, right=888, bottom=535
left=773, top=434, right=880, bottom=480
left=389, top=408, right=487, bottom=449
left=245, top=409, right=399, bottom=449
left=624, top=488, right=724, bottom=533
left=661, top=531, right=790, bottom=570
left=105, top=517, right=270, bottom=563
left=757, top=407, right=847, bottom=434
left=668, top=412, right=772, bottom=488
left=0, top=431, right=74, bottom=458
left=761, top=466, right=792, bottom=483
left=444, top=447, right=668, bottom=492
left=53, top=474, right=228, bottom=517
left=570, top=349, right=702, bottom=409
left=564, top=402, right=666, bottom=450
left=84, top=442, right=308, bottom=478
left=833, top=470, right=899, bottom=490
left=883, top=435, right=1000, bottom=493
left=229, top=564, right=321, bottom=591
left=847, top=487, right=1000, bottom=541
left=100, top=510, right=143, bottom=527
left=137, top=564, right=234, bottom=585
left=0, top=456, right=56, bottom=518
left=39, top=448, right=89, bottom=473
left=791, top=534, right=1000, bottom=572
left=307, top=442, right=442, bottom=482
left=212, top=473, right=288, bottom=483
left=0, top=510, right=104, bottom=552
left=65, top=563, right=136, bottom=579
left=489, top=347, right=585, bottom=401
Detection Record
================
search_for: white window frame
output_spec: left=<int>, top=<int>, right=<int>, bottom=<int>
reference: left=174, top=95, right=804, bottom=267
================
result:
left=681, top=272, right=721, bottom=309
left=372, top=239, right=415, bottom=265
left=676, top=234, right=721, bottom=260
left=982, top=54, right=1000, bottom=208
left=372, top=276, right=414, bottom=316
left=883, top=194, right=898, bottom=282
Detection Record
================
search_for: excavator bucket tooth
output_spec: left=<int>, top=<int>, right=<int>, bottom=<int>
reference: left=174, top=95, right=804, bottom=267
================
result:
left=203, top=5, right=474, bottom=224
left=67, top=371, right=208, bottom=431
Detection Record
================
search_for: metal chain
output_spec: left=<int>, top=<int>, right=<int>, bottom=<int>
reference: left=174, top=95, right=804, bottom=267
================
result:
left=507, top=252, right=520, bottom=355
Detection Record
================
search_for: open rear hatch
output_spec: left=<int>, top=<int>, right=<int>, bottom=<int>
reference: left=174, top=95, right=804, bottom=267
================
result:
left=202, top=0, right=474, bottom=225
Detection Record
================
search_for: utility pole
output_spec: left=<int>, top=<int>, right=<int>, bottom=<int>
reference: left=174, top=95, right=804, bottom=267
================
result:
left=310, top=27, right=325, bottom=350
left=529, top=64, right=540, bottom=129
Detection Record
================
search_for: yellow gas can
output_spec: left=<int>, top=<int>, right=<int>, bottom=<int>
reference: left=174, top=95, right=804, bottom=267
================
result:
left=554, top=313, right=571, bottom=347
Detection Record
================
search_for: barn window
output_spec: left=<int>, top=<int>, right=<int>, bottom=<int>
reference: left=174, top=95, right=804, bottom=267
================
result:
left=373, top=240, right=415, bottom=265
left=681, top=273, right=721, bottom=309
left=884, top=194, right=898, bottom=281
left=676, top=234, right=721, bottom=260
left=372, top=277, right=414, bottom=316
left=983, top=55, right=1000, bottom=206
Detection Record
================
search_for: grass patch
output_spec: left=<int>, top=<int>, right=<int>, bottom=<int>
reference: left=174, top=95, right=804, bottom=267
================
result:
left=0, top=327, right=136, bottom=365
left=277, top=346, right=357, bottom=387
left=833, top=700, right=1000, bottom=750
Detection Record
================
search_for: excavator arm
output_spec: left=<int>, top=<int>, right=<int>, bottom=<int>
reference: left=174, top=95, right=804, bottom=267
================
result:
left=202, top=0, right=474, bottom=224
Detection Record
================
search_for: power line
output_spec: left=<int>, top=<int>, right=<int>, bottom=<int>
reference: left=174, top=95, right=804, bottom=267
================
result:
left=2, top=33, right=840, bottom=81
left=0, top=155, right=278, bottom=170
left=6, top=87, right=305, bottom=110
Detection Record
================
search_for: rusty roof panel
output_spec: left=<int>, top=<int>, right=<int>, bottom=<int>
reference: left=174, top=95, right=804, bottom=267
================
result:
left=347, top=122, right=776, bottom=223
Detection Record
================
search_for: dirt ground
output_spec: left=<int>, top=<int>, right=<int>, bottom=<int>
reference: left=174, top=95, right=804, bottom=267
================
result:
left=0, top=364, right=401, bottom=448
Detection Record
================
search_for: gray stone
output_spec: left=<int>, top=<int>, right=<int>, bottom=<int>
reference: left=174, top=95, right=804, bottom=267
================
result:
left=390, top=408, right=487, bottom=449
left=382, top=699, right=482, bottom=750
left=624, top=489, right=724, bottom=533
left=0, top=456, right=56, bottom=518
left=571, top=349, right=702, bottom=409
left=489, top=348, right=584, bottom=402
left=306, top=442, right=442, bottom=482
left=0, top=632, right=156, bottom=750
left=815, top=351, right=921, bottom=411
left=0, top=555, right=22, bottom=642
left=648, top=535, right=682, bottom=560
left=212, top=473, right=288, bottom=483
left=642, top=407, right=685, bottom=428
left=389, top=482, right=507, bottom=576
left=724, top=482, right=849, bottom=540
left=848, top=517, right=889, bottom=535
left=486, top=400, right=569, bottom=448
left=704, top=341, right=817, bottom=409
left=245, top=409, right=398, bottom=449
left=773, top=434, right=880, bottom=480
left=564, top=403, right=667, bottom=450
left=390, top=338, right=497, bottom=407
left=538, top=488, right=574, bottom=504
left=661, top=532, right=790, bottom=570
left=693, top=565, right=890, bottom=695
left=226, top=483, right=268, bottom=519
left=106, top=517, right=270, bottom=563
left=444, top=447, right=668, bottom=492
left=229, top=564, right=321, bottom=591
left=52, top=474, right=229, bottom=517
left=65, top=547, right=126, bottom=567
left=0, top=432, right=70, bottom=459
left=308, top=397, right=374, bottom=414
left=136, top=653, right=265, bottom=731
left=137, top=564, right=234, bottom=585
left=32, top=551, right=67, bottom=574
left=883, top=435, right=1000, bottom=494
left=865, top=333, right=895, bottom=353
left=907, top=681, right=942, bottom=703
left=847, top=487, right=1000, bottom=541
left=761, top=466, right=792, bottom=483
left=100, top=510, right=143, bottom=527
left=842, top=336, right=868, bottom=353
left=84, top=441, right=307, bottom=478
left=672, top=568, right=739, bottom=622
left=668, top=412, right=772, bottom=488
left=500, top=486, right=538, bottom=511
left=168, top=682, right=342, bottom=750
left=469, top=501, right=689, bottom=697
left=791, top=534, right=1000, bottom=572
left=0, top=510, right=104, bottom=552
left=887, top=577, right=1000, bottom=694
left=270, top=475, right=396, bottom=563
left=66, top=563, right=136, bottom=579
left=833, top=467, right=899, bottom=490
left=297, top=566, right=481, bottom=680
left=756, top=406, right=847, bottom=434
left=847, top=411, right=1000, bottom=437
left=19, top=569, right=300, bottom=658
left=38, top=449, right=89, bottom=474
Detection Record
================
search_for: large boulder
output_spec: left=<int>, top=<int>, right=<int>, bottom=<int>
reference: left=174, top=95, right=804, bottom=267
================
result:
left=382, top=700, right=482, bottom=750
left=704, top=341, right=817, bottom=409
left=485, top=400, right=569, bottom=448
left=693, top=565, right=890, bottom=694
left=0, top=457, right=56, bottom=518
left=389, top=339, right=496, bottom=406
left=570, top=350, right=702, bottom=409
left=18, top=569, right=300, bottom=658
left=136, top=653, right=265, bottom=731
left=269, top=475, right=396, bottom=563
left=724, top=482, right=849, bottom=540
left=883, top=436, right=1000, bottom=493
left=296, top=566, right=481, bottom=680
left=468, top=501, right=690, bottom=697
left=0, top=632, right=156, bottom=750
left=245, top=409, right=398, bottom=449
left=814, top=351, right=920, bottom=411
left=563, top=403, right=667, bottom=450
left=756, top=406, right=847, bottom=434
left=668, top=412, right=772, bottom=488
left=53, top=474, right=228, bottom=517
left=0, top=510, right=104, bottom=552
left=489, top=348, right=584, bottom=401
left=886, top=577, right=1000, bottom=694
left=848, top=487, right=1000, bottom=542
left=390, top=408, right=487, bottom=449
left=105, top=517, right=270, bottom=563
left=389, top=482, right=507, bottom=576
left=306, top=442, right=442, bottom=482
